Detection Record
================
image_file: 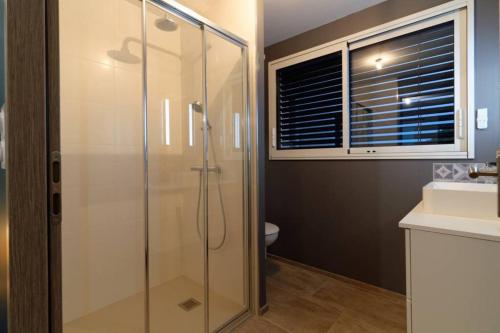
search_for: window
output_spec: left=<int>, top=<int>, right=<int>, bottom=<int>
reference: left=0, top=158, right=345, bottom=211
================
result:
left=269, top=43, right=348, bottom=159
left=277, top=51, right=343, bottom=150
left=268, top=3, right=473, bottom=160
left=350, top=22, right=455, bottom=149
left=348, top=11, right=468, bottom=156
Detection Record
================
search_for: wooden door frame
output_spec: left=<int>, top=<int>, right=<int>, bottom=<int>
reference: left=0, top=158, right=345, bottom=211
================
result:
left=6, top=0, right=60, bottom=332
left=46, top=0, right=61, bottom=331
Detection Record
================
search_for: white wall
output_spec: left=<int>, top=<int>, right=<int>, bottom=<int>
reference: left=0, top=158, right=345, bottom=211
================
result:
left=60, top=0, right=145, bottom=323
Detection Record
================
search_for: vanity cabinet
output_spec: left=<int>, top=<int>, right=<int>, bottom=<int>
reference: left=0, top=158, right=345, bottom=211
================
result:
left=404, top=228, right=500, bottom=333
left=401, top=181, right=500, bottom=333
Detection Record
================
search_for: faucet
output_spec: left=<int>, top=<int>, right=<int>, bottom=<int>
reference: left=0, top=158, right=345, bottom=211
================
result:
left=468, top=149, right=500, bottom=217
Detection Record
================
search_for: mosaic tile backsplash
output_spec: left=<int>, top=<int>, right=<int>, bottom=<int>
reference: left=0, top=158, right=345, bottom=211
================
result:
left=433, top=163, right=498, bottom=184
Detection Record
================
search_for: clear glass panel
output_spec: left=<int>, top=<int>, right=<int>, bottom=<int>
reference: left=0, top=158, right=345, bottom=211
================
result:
left=145, top=4, right=204, bottom=333
left=205, top=30, right=247, bottom=331
left=60, top=0, right=145, bottom=332
left=349, top=21, right=455, bottom=148
left=59, top=1, right=248, bottom=332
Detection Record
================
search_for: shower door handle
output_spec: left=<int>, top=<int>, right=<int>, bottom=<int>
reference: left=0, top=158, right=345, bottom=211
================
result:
left=49, top=151, right=62, bottom=224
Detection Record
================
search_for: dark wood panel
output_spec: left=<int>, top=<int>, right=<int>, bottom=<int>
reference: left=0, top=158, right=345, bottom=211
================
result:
left=46, top=0, right=62, bottom=331
left=6, top=0, right=49, bottom=332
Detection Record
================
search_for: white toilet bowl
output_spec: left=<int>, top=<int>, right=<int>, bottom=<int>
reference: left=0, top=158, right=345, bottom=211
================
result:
left=265, top=222, right=279, bottom=247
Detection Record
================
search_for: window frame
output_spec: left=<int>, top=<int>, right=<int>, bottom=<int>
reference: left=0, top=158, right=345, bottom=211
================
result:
left=348, top=10, right=467, bottom=157
left=268, top=0, right=474, bottom=160
left=268, top=42, right=349, bottom=159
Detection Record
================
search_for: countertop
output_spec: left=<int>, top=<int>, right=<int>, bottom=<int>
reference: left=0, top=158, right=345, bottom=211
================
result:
left=399, top=202, right=500, bottom=242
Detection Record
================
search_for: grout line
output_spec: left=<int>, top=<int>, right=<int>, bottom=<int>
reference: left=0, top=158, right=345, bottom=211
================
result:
left=261, top=316, right=293, bottom=333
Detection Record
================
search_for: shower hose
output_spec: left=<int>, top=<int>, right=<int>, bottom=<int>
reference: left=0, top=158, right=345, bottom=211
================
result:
left=194, top=132, right=228, bottom=250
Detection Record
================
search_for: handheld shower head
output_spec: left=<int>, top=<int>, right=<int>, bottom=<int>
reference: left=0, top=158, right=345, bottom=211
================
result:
left=189, top=101, right=211, bottom=130
left=190, top=101, right=203, bottom=113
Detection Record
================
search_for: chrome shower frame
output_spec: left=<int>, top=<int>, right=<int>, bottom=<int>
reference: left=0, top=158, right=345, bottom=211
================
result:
left=141, top=1, right=252, bottom=332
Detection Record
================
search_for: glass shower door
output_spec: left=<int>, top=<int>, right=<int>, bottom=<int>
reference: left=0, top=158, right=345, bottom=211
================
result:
left=60, top=1, right=249, bottom=332
left=205, top=30, right=248, bottom=331
left=60, top=0, right=146, bottom=332
left=145, top=5, right=249, bottom=331
left=146, top=4, right=248, bottom=332
left=145, top=3, right=205, bottom=333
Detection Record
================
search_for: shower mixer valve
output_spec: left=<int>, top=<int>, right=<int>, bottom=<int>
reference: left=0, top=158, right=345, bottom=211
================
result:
left=190, top=166, right=221, bottom=174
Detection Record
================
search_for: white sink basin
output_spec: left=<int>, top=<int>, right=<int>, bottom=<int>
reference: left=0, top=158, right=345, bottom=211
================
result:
left=423, top=182, right=498, bottom=220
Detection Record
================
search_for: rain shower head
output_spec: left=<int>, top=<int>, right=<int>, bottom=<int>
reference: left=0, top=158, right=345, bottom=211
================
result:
left=107, top=44, right=141, bottom=64
left=155, top=17, right=178, bottom=32
left=108, top=20, right=181, bottom=64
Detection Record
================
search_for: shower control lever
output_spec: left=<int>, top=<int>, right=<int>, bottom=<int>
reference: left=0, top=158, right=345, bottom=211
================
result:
left=190, top=166, right=220, bottom=173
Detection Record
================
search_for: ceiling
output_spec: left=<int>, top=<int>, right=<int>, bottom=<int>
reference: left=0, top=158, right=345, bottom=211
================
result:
left=264, top=0, right=386, bottom=46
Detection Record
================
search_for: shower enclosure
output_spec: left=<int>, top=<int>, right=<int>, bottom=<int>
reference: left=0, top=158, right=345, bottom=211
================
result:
left=59, top=0, right=250, bottom=332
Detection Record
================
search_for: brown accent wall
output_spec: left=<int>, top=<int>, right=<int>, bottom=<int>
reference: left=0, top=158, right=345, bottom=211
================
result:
left=265, top=0, right=500, bottom=294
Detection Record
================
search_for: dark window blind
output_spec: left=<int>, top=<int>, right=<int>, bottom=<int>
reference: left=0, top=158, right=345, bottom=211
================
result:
left=349, top=21, right=455, bottom=148
left=276, top=51, right=343, bottom=150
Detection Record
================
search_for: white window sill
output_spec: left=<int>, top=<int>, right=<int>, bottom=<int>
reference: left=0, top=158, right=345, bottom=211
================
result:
left=269, top=151, right=471, bottom=160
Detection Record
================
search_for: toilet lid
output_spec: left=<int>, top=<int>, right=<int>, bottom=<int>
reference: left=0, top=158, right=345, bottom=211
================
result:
left=265, top=222, right=279, bottom=236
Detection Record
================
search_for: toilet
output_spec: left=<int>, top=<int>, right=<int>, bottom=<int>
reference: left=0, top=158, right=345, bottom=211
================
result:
left=265, top=222, right=280, bottom=247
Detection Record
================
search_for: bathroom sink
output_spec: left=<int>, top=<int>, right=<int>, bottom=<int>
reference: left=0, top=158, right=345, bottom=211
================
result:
left=422, top=182, right=498, bottom=220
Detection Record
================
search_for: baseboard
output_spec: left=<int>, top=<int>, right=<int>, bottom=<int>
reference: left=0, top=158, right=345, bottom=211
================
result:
left=219, top=311, right=252, bottom=332
left=267, top=253, right=404, bottom=298
left=258, top=303, right=269, bottom=315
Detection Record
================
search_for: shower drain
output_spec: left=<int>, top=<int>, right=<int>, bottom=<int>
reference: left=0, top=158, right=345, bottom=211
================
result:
left=178, top=298, right=202, bottom=311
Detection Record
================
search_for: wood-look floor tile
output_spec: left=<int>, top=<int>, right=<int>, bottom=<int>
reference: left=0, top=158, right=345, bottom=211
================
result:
left=264, top=283, right=342, bottom=333
left=327, top=310, right=390, bottom=333
left=233, top=316, right=289, bottom=333
left=267, top=259, right=330, bottom=298
left=307, top=277, right=406, bottom=332
left=263, top=258, right=406, bottom=333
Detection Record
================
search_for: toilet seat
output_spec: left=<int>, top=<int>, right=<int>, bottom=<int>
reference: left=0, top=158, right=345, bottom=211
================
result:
left=265, top=222, right=279, bottom=236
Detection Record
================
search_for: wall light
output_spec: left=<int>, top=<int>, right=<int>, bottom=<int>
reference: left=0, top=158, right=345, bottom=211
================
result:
left=375, top=58, right=384, bottom=70
left=188, top=103, right=194, bottom=147
left=402, top=96, right=425, bottom=106
left=162, top=98, right=171, bottom=146
left=233, top=113, right=241, bottom=149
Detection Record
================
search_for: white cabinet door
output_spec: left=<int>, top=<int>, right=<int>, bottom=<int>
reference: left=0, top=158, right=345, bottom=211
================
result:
left=411, top=229, right=500, bottom=333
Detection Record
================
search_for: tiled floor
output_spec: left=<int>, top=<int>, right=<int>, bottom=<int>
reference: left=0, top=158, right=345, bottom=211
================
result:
left=235, top=258, right=406, bottom=333
left=63, top=259, right=405, bottom=333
